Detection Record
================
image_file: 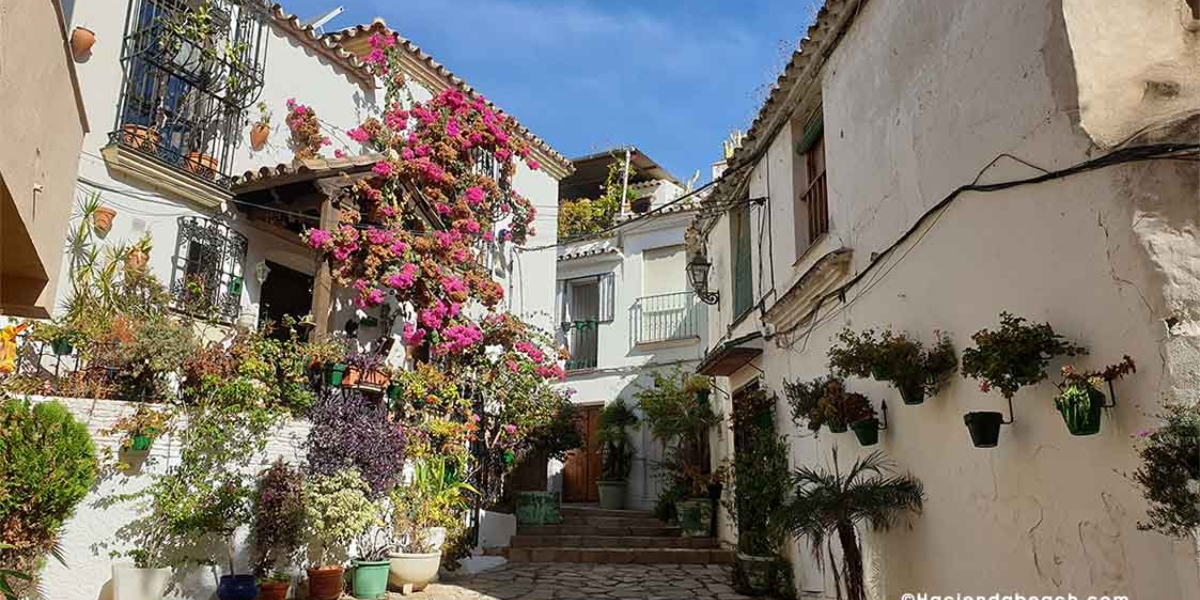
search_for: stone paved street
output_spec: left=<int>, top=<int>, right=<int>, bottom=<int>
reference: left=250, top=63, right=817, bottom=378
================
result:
left=381, top=563, right=753, bottom=599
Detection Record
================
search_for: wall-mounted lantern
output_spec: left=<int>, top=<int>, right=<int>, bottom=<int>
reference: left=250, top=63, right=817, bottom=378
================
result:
left=688, top=254, right=719, bottom=305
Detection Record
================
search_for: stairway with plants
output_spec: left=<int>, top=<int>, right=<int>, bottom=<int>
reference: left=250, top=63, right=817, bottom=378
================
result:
left=506, top=505, right=733, bottom=564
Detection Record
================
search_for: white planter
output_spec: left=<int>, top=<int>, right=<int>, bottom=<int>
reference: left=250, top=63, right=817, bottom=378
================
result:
left=387, top=551, right=441, bottom=591
left=112, top=563, right=171, bottom=600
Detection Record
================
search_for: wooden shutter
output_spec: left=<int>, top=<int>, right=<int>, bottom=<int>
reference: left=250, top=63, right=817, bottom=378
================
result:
left=732, top=206, right=753, bottom=316
left=598, top=273, right=615, bottom=323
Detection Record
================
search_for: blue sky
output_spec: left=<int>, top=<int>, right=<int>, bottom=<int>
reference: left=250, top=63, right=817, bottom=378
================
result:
left=291, top=0, right=820, bottom=183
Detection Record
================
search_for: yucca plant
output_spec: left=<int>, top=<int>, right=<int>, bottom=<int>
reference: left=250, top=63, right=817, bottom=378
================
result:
left=775, top=450, right=924, bottom=600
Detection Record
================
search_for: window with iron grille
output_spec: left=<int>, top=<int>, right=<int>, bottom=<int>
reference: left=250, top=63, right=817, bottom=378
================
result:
left=170, top=216, right=247, bottom=321
left=111, top=0, right=267, bottom=187
left=558, top=274, right=614, bottom=370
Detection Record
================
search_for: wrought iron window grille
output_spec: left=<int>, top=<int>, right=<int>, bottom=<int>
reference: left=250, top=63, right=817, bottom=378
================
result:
left=170, top=215, right=247, bottom=322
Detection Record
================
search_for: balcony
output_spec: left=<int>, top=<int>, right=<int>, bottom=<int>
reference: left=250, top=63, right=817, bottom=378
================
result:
left=632, top=291, right=701, bottom=345
left=562, top=320, right=599, bottom=371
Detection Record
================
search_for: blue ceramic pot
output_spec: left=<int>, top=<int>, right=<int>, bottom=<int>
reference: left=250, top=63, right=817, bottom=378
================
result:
left=217, top=574, right=258, bottom=600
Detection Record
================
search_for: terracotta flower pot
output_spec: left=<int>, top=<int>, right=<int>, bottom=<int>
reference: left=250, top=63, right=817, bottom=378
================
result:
left=71, top=27, right=96, bottom=60
left=257, top=579, right=289, bottom=600
left=306, top=565, right=344, bottom=600
left=120, top=124, right=161, bottom=152
left=93, top=206, right=117, bottom=235
left=342, top=365, right=362, bottom=388
left=125, top=249, right=148, bottom=271
left=357, top=369, right=390, bottom=392
left=250, top=123, right=270, bottom=150
left=185, top=152, right=218, bottom=179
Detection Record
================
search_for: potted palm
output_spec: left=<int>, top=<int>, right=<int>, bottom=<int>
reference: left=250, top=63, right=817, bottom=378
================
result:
left=303, top=469, right=379, bottom=600
left=597, top=399, right=640, bottom=510
left=1053, top=356, right=1135, bottom=436
left=827, top=327, right=957, bottom=405
left=961, top=312, right=1087, bottom=447
left=776, top=450, right=925, bottom=600
left=723, top=429, right=791, bottom=596
left=637, top=369, right=723, bottom=537
left=251, top=461, right=305, bottom=600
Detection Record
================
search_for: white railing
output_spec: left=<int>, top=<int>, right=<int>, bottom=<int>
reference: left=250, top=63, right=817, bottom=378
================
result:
left=632, top=291, right=701, bottom=345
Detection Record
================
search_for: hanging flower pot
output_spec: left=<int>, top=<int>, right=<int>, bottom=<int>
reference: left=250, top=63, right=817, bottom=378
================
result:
left=1055, top=384, right=1105, bottom=436
left=827, top=421, right=848, bottom=434
left=324, top=362, right=348, bottom=386
left=125, top=248, right=148, bottom=272
left=129, top=429, right=156, bottom=452
left=354, top=369, right=390, bottom=392
left=899, top=382, right=925, bottom=406
left=70, top=27, right=96, bottom=60
left=964, top=411, right=1004, bottom=448
left=250, top=123, right=270, bottom=150
left=850, top=417, right=880, bottom=446
left=386, top=383, right=402, bottom=401
left=631, top=196, right=652, bottom=214
left=120, top=124, right=161, bottom=153
left=342, top=365, right=362, bottom=388
left=50, top=337, right=74, bottom=356
left=185, top=151, right=218, bottom=180
left=93, top=206, right=118, bottom=235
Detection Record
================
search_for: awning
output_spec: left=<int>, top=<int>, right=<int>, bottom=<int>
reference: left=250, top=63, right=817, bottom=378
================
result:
left=696, top=331, right=763, bottom=377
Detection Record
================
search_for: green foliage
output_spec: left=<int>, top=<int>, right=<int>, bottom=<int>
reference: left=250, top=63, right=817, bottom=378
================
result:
left=784, top=377, right=874, bottom=432
left=827, top=328, right=957, bottom=398
left=1134, top=402, right=1200, bottom=537
left=391, top=458, right=477, bottom=555
left=961, top=312, right=1086, bottom=399
left=305, top=469, right=380, bottom=566
left=598, top=400, right=640, bottom=482
left=525, top=399, right=584, bottom=462
left=0, top=399, right=98, bottom=568
left=638, top=370, right=722, bottom=500
left=776, top=450, right=924, bottom=600
left=558, top=159, right=638, bottom=238
left=724, top=429, right=790, bottom=556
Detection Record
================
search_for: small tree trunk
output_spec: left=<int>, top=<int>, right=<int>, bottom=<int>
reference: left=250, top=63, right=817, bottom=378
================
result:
left=837, top=520, right=866, bottom=600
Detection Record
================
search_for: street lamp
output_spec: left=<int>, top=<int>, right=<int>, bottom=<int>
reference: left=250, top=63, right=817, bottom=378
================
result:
left=688, top=254, right=719, bottom=305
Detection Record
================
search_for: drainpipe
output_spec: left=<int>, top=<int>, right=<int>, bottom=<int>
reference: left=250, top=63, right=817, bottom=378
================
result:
left=619, top=147, right=632, bottom=217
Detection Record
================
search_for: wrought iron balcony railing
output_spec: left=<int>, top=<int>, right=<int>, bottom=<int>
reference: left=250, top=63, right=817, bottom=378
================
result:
left=562, top=320, right=599, bottom=371
left=632, top=291, right=701, bottom=345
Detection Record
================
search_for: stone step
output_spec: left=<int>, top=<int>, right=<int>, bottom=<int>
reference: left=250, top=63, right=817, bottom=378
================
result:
left=558, top=506, right=655, bottom=520
left=517, top=524, right=682, bottom=537
left=511, top=535, right=720, bottom=549
left=507, top=546, right=735, bottom=564
left=560, top=515, right=666, bottom=529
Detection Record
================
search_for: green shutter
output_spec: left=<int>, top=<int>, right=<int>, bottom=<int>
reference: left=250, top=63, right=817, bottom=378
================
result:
left=732, top=206, right=753, bottom=316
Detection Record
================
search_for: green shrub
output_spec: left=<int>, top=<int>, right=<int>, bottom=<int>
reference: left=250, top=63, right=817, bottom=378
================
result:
left=0, top=398, right=98, bottom=563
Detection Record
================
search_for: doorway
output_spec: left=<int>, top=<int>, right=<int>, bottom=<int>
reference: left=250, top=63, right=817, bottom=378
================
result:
left=562, top=404, right=603, bottom=502
left=257, top=261, right=313, bottom=336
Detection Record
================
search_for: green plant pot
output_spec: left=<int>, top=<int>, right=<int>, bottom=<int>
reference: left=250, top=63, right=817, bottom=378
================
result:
left=899, top=383, right=925, bottom=406
left=827, top=421, right=848, bottom=434
left=130, top=434, right=154, bottom=452
left=325, top=363, right=348, bottom=386
left=1059, top=388, right=1104, bottom=436
left=850, top=418, right=880, bottom=446
left=964, top=411, right=1003, bottom=448
left=515, top=491, right=562, bottom=525
left=50, top=338, right=74, bottom=356
left=597, top=480, right=627, bottom=510
left=352, top=560, right=390, bottom=599
left=696, top=390, right=711, bottom=404
left=676, top=499, right=713, bottom=537
left=734, top=554, right=778, bottom=596
left=386, top=384, right=402, bottom=401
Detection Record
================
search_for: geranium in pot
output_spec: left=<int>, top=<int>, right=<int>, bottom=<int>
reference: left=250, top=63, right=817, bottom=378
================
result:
left=303, top=469, right=380, bottom=600
left=961, top=312, right=1087, bottom=448
left=637, top=369, right=723, bottom=537
left=786, top=376, right=874, bottom=436
left=828, top=327, right=957, bottom=406
left=722, top=429, right=792, bottom=597
left=251, top=460, right=306, bottom=600
left=597, top=399, right=640, bottom=510
left=1053, top=356, right=1135, bottom=436
left=344, top=347, right=391, bottom=392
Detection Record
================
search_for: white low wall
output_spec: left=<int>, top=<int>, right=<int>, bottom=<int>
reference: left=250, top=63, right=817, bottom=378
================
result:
left=30, top=396, right=311, bottom=600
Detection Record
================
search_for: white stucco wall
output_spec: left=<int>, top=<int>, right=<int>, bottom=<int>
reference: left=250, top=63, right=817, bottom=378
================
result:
left=702, top=0, right=1200, bottom=598
left=31, top=396, right=311, bottom=600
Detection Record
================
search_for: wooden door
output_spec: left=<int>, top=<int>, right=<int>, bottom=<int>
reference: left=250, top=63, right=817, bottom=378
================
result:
left=562, top=405, right=602, bottom=502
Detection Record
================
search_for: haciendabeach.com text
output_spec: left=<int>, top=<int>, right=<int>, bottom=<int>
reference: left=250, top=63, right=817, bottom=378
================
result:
left=901, top=593, right=1128, bottom=600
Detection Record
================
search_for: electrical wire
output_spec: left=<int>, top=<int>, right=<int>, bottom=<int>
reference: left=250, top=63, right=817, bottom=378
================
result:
left=769, top=143, right=1200, bottom=351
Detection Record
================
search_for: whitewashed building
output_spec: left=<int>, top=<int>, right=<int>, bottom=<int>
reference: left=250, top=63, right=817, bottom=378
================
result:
left=551, top=150, right=708, bottom=510
left=694, top=0, right=1200, bottom=598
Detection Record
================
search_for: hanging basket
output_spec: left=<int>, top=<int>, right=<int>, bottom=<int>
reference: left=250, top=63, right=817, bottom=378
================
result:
left=1057, top=386, right=1104, bottom=436
left=963, top=411, right=1003, bottom=448
left=899, top=383, right=925, bottom=406
left=827, top=421, right=848, bottom=434
left=850, top=418, right=879, bottom=446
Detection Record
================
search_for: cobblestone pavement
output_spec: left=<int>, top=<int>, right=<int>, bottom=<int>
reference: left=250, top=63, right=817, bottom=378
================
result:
left=384, top=563, right=753, bottom=599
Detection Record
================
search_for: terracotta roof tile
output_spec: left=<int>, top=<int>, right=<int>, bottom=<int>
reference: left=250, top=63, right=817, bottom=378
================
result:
left=265, top=3, right=374, bottom=84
